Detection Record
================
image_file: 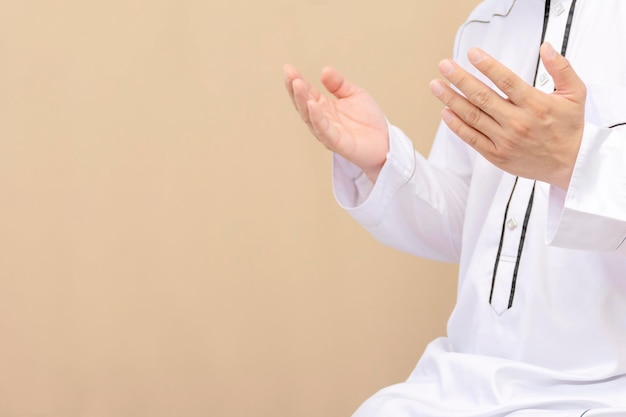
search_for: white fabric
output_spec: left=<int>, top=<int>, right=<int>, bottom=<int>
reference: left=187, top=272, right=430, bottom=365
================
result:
left=332, top=0, right=626, bottom=416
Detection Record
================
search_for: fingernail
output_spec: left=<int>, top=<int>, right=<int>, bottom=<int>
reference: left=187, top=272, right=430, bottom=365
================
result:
left=429, top=80, right=443, bottom=96
left=468, top=48, right=484, bottom=64
left=439, top=60, right=455, bottom=76
left=442, top=109, right=454, bottom=123
left=544, top=42, right=557, bottom=59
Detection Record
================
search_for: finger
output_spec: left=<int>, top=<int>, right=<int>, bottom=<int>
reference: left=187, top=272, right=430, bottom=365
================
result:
left=430, top=78, right=501, bottom=138
left=466, top=48, right=531, bottom=106
left=293, top=78, right=327, bottom=125
left=320, top=66, right=360, bottom=99
left=540, top=42, right=586, bottom=102
left=441, top=108, right=497, bottom=156
left=438, top=58, right=513, bottom=122
left=291, top=78, right=313, bottom=123
left=283, top=64, right=300, bottom=107
left=285, top=65, right=323, bottom=119
left=307, top=99, right=341, bottom=152
left=284, top=64, right=321, bottom=99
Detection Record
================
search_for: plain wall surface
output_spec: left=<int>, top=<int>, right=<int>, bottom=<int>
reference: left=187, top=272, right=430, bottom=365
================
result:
left=0, top=1, right=481, bottom=416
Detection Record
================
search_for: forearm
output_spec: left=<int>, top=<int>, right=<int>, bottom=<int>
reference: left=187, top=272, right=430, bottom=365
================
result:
left=333, top=123, right=471, bottom=262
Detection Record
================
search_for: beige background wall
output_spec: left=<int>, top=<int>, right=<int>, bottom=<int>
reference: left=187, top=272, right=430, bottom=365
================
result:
left=0, top=1, right=480, bottom=416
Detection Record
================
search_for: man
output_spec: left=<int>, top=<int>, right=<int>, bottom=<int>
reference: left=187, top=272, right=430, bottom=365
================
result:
left=284, top=0, right=626, bottom=416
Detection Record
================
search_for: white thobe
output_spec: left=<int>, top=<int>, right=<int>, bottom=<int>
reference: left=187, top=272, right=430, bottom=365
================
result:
left=332, top=1, right=626, bottom=416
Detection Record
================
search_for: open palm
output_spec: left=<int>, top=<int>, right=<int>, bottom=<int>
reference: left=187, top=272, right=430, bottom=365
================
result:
left=284, top=65, right=389, bottom=181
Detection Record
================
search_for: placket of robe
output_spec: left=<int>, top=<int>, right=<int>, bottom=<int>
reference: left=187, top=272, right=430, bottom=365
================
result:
left=490, top=0, right=574, bottom=315
left=490, top=176, right=535, bottom=314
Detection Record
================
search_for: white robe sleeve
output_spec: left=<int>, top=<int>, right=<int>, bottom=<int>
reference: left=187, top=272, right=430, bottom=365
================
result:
left=546, top=81, right=626, bottom=254
left=547, top=123, right=626, bottom=253
left=332, top=121, right=472, bottom=263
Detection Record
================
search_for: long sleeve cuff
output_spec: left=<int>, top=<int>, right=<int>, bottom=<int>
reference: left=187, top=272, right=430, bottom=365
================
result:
left=547, top=122, right=626, bottom=252
left=332, top=123, right=416, bottom=227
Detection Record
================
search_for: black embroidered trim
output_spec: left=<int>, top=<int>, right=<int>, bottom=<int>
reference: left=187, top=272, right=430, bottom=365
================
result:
left=490, top=0, right=578, bottom=310
left=609, top=122, right=626, bottom=129
left=531, top=0, right=553, bottom=87
left=489, top=177, right=519, bottom=305
left=561, top=0, right=578, bottom=56
left=508, top=182, right=536, bottom=309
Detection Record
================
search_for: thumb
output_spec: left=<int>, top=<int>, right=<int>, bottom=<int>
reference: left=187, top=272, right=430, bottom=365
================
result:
left=540, top=42, right=586, bottom=101
left=320, top=66, right=361, bottom=99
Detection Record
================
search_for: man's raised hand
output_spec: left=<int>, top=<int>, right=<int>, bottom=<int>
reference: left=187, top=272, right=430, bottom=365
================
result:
left=429, top=42, right=586, bottom=190
left=284, top=65, right=389, bottom=182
